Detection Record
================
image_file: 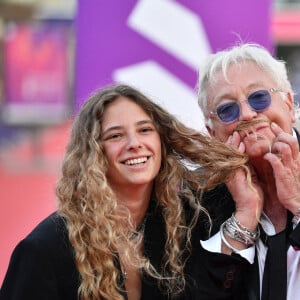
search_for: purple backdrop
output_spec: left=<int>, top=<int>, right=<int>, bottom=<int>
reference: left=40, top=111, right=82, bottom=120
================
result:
left=75, top=0, right=272, bottom=130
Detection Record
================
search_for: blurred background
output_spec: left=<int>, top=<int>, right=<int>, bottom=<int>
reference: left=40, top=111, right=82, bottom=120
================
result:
left=1, top=0, right=300, bottom=285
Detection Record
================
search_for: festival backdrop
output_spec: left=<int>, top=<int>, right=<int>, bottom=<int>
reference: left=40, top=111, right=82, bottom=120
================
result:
left=75, top=0, right=272, bottom=131
left=0, top=0, right=273, bottom=285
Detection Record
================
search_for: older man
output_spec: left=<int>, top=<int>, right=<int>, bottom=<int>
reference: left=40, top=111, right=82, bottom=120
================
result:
left=198, top=43, right=300, bottom=300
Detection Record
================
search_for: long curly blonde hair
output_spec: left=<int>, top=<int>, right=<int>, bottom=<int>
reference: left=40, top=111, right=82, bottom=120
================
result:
left=56, top=84, right=248, bottom=299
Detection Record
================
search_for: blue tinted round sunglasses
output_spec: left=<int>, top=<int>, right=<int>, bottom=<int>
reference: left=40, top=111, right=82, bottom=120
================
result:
left=210, top=88, right=282, bottom=124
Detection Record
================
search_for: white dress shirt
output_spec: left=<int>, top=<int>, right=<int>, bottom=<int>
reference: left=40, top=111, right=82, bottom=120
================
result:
left=201, top=212, right=300, bottom=300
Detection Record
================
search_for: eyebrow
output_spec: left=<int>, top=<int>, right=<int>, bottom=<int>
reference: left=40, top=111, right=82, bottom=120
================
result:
left=101, top=119, right=154, bottom=136
left=214, top=82, right=267, bottom=103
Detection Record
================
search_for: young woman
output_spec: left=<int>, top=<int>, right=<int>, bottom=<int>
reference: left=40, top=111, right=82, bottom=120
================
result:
left=0, top=84, right=249, bottom=300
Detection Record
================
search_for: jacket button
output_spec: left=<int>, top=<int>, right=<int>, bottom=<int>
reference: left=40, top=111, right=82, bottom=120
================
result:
left=224, top=280, right=231, bottom=288
left=226, top=271, right=234, bottom=280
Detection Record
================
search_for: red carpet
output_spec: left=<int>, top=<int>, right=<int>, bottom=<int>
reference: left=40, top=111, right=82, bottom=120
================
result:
left=0, top=122, right=70, bottom=285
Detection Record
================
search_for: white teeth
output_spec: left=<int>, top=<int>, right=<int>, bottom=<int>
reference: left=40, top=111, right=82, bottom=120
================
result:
left=124, top=157, right=148, bottom=165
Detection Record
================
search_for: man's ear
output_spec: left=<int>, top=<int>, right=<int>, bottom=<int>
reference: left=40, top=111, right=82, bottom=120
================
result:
left=286, top=91, right=296, bottom=123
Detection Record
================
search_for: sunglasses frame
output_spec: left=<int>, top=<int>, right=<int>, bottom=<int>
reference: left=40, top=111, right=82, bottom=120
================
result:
left=209, top=88, right=282, bottom=124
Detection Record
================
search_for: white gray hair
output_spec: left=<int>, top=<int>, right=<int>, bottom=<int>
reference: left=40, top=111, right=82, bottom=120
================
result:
left=197, top=43, right=294, bottom=128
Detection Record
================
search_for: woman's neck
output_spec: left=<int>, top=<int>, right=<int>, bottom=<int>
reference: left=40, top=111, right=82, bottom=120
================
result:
left=116, top=185, right=151, bottom=300
left=114, top=183, right=153, bottom=226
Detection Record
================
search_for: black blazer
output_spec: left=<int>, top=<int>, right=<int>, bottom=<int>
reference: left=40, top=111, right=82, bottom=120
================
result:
left=199, top=128, right=300, bottom=300
left=0, top=205, right=167, bottom=300
left=0, top=202, right=250, bottom=300
left=181, top=218, right=250, bottom=300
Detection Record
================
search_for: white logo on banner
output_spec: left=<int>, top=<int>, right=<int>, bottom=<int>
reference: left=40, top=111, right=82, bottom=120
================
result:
left=113, top=0, right=211, bottom=131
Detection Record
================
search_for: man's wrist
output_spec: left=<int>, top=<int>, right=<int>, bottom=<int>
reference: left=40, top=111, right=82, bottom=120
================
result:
left=223, top=214, right=260, bottom=246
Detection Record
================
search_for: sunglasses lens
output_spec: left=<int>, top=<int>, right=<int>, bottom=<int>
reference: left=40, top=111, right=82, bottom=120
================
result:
left=248, top=90, right=271, bottom=111
left=215, top=90, right=272, bottom=123
left=216, top=102, right=240, bottom=123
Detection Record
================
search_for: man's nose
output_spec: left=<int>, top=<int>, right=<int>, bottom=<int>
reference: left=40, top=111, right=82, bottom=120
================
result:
left=238, top=100, right=258, bottom=121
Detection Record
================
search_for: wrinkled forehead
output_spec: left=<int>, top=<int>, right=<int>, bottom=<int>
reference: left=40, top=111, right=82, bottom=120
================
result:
left=211, top=61, right=266, bottom=83
left=209, top=61, right=275, bottom=90
left=205, top=62, right=277, bottom=107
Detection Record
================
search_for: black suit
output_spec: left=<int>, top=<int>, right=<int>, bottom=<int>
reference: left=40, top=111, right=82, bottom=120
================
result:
left=181, top=220, right=250, bottom=300
left=0, top=206, right=167, bottom=300
left=0, top=198, right=250, bottom=300
left=200, top=128, right=300, bottom=300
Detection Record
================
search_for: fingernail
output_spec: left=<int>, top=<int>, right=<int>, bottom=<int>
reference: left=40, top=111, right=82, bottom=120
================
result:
left=271, top=122, right=278, bottom=128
